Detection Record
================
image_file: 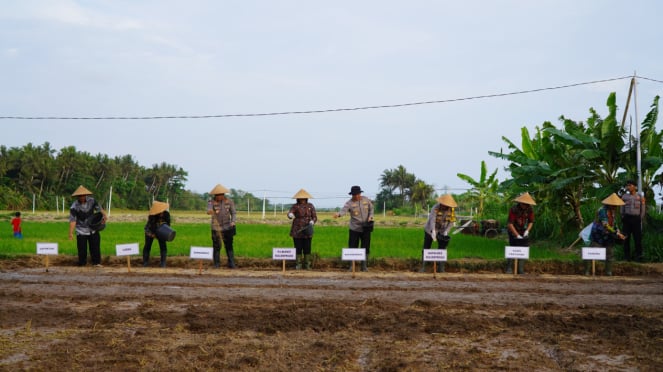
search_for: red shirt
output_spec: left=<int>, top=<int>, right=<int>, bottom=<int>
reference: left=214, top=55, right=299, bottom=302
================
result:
left=11, top=217, right=21, bottom=233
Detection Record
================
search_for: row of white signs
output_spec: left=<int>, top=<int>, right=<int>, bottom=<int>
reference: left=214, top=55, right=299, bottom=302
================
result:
left=35, top=243, right=608, bottom=261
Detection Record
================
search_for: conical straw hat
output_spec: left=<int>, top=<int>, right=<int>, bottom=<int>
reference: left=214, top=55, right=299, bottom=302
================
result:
left=514, top=192, right=536, bottom=205
left=71, top=185, right=93, bottom=197
left=210, top=184, right=230, bottom=195
left=436, top=194, right=457, bottom=208
left=292, top=189, right=313, bottom=199
left=149, top=201, right=169, bottom=215
left=602, top=193, right=625, bottom=206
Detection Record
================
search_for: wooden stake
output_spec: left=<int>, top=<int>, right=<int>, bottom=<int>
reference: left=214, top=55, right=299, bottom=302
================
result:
left=127, top=256, right=131, bottom=273
left=592, top=260, right=596, bottom=276
left=433, top=261, right=437, bottom=280
left=282, top=260, right=286, bottom=273
left=514, top=259, right=519, bottom=275
left=198, top=260, right=203, bottom=275
left=44, top=255, right=49, bottom=272
left=352, top=261, right=356, bottom=278
left=566, top=236, right=583, bottom=250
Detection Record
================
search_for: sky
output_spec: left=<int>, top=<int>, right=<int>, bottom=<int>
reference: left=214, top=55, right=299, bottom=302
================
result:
left=2, top=0, right=663, bottom=208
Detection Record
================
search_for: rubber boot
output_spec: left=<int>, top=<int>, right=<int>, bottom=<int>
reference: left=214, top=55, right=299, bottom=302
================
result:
left=605, top=261, right=613, bottom=276
left=227, top=249, right=236, bottom=268
left=506, top=259, right=513, bottom=274
left=213, top=249, right=221, bottom=268
left=295, top=255, right=303, bottom=270
left=584, top=261, right=590, bottom=276
left=304, top=254, right=312, bottom=270
left=436, top=261, right=445, bottom=273
left=143, top=250, right=150, bottom=267
left=419, top=261, right=426, bottom=273
left=160, top=250, right=167, bottom=268
left=361, top=255, right=368, bottom=272
left=517, top=260, right=525, bottom=275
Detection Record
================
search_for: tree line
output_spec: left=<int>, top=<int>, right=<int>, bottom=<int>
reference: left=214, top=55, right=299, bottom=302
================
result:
left=0, top=143, right=194, bottom=211
left=0, top=143, right=287, bottom=212
left=491, top=93, right=662, bottom=236
left=3, top=92, right=661, bottom=236
left=376, top=93, right=662, bottom=241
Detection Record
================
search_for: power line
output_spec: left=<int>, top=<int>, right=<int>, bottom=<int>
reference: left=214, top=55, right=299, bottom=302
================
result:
left=1, top=75, right=660, bottom=121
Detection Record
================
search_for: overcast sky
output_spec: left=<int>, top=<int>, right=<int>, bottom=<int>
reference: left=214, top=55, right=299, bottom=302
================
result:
left=2, top=0, right=662, bottom=208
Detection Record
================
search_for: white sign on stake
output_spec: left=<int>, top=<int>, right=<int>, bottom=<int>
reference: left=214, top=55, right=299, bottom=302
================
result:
left=116, top=243, right=139, bottom=256
left=36, top=242, right=58, bottom=255
left=505, top=246, right=530, bottom=259
left=342, top=248, right=366, bottom=261
left=273, top=248, right=296, bottom=260
left=423, top=249, right=447, bottom=262
left=582, top=247, right=606, bottom=260
left=189, top=246, right=214, bottom=260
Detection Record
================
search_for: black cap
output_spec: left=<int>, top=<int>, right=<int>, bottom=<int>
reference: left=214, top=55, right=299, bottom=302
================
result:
left=349, top=185, right=363, bottom=195
left=626, top=179, right=636, bottom=186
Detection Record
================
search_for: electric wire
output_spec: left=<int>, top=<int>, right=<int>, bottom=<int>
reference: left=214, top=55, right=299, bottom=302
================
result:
left=1, top=74, right=661, bottom=120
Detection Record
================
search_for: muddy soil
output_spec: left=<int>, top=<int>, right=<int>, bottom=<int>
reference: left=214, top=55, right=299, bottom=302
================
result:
left=1, top=258, right=662, bottom=371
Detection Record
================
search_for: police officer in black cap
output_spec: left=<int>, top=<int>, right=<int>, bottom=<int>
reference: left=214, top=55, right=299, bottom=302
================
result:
left=334, top=185, right=374, bottom=271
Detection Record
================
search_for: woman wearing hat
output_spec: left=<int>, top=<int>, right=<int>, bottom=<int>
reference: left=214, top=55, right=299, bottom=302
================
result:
left=333, top=185, right=374, bottom=272
left=287, top=189, right=318, bottom=270
left=207, top=184, right=237, bottom=268
left=421, top=194, right=457, bottom=273
left=68, top=185, right=107, bottom=267
left=143, top=201, right=171, bottom=268
left=587, top=193, right=626, bottom=276
left=506, top=192, right=536, bottom=274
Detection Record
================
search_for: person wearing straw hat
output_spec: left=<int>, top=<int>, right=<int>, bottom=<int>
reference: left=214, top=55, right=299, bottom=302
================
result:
left=587, top=193, right=626, bottom=276
left=287, top=189, right=318, bottom=270
left=421, top=194, right=457, bottom=273
left=207, top=184, right=237, bottom=268
left=506, top=192, right=536, bottom=274
left=333, top=185, right=374, bottom=272
left=143, top=201, right=171, bottom=268
left=68, top=185, right=107, bottom=267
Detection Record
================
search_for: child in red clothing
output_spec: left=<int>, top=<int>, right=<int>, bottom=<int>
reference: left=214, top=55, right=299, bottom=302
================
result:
left=11, top=212, right=22, bottom=238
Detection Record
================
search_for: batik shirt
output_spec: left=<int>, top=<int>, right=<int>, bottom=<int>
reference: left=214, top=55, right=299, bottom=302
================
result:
left=69, top=197, right=102, bottom=235
left=590, top=206, right=620, bottom=246
left=289, top=202, right=318, bottom=239
left=507, top=204, right=534, bottom=237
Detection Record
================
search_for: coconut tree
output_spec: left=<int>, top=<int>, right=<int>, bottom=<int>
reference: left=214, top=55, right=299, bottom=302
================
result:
left=456, top=160, right=499, bottom=220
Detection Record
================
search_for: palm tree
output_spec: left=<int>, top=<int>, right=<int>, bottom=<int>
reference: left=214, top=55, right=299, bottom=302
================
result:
left=457, top=160, right=499, bottom=220
left=411, top=180, right=435, bottom=214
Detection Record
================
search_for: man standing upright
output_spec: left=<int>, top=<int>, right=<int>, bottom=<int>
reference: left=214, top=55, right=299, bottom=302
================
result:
left=207, top=184, right=237, bottom=268
left=621, top=180, right=646, bottom=262
left=334, top=185, right=374, bottom=272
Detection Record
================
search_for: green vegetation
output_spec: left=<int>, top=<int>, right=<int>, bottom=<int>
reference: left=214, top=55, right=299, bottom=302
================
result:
left=2, top=92, right=661, bottom=261
left=0, top=219, right=577, bottom=261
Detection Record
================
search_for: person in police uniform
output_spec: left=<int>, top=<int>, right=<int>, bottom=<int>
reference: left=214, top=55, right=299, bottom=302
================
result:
left=287, top=189, right=318, bottom=270
left=506, top=192, right=536, bottom=274
left=68, top=185, right=107, bottom=267
left=333, top=185, right=374, bottom=271
left=621, top=180, right=646, bottom=262
left=207, top=184, right=237, bottom=268
left=143, top=201, right=171, bottom=268
left=421, top=194, right=457, bottom=273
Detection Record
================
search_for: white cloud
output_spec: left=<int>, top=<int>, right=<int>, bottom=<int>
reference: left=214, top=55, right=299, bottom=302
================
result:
left=3, top=48, right=19, bottom=57
left=3, top=0, right=144, bottom=31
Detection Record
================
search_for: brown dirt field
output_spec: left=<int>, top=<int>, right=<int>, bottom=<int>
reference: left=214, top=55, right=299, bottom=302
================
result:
left=1, top=258, right=663, bottom=371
